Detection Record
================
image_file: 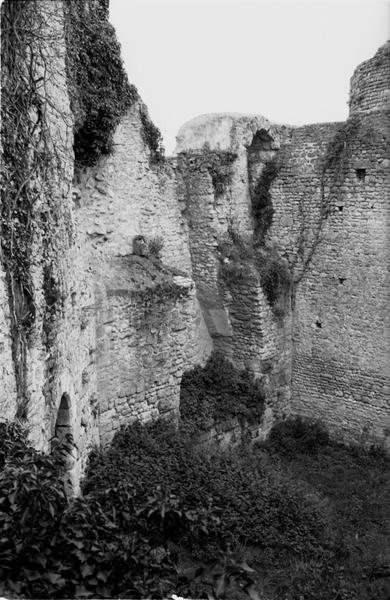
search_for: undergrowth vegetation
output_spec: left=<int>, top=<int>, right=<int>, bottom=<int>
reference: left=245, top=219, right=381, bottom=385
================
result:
left=180, top=352, right=265, bottom=432
left=0, top=416, right=389, bottom=599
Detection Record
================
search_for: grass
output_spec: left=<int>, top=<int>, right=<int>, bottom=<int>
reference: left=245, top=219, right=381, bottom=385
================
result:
left=246, top=420, right=390, bottom=600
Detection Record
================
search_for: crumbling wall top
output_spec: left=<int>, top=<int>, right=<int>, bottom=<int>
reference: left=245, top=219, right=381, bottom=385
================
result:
left=175, top=112, right=286, bottom=154
left=349, top=40, right=390, bottom=115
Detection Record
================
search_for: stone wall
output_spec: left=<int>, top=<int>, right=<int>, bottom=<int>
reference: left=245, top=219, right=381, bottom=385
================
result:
left=191, top=409, right=274, bottom=450
left=95, top=260, right=206, bottom=445
left=75, top=102, right=213, bottom=446
left=20, top=1, right=99, bottom=486
left=269, top=109, right=390, bottom=446
left=1, top=1, right=388, bottom=476
left=76, top=103, right=193, bottom=274
left=176, top=114, right=293, bottom=424
left=0, top=1, right=99, bottom=490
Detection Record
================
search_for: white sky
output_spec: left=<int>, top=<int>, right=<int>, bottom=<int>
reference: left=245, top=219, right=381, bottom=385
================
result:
left=110, top=0, right=390, bottom=154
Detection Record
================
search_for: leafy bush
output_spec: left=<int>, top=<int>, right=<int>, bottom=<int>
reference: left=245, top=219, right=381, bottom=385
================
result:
left=84, top=420, right=334, bottom=564
left=267, top=416, right=330, bottom=455
left=2, top=419, right=387, bottom=599
left=218, top=228, right=256, bottom=286
left=218, top=229, right=291, bottom=317
left=148, top=235, right=165, bottom=259
left=0, top=422, right=180, bottom=598
left=255, top=246, right=291, bottom=316
left=180, top=352, right=265, bottom=432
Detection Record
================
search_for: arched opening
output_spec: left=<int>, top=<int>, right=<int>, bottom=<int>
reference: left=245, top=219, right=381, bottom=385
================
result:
left=54, top=393, right=71, bottom=443
left=53, top=393, right=78, bottom=496
left=248, top=129, right=274, bottom=154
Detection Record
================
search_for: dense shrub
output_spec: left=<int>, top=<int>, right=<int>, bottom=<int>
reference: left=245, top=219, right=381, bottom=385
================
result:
left=85, top=420, right=334, bottom=562
left=255, top=246, right=291, bottom=314
left=180, top=352, right=265, bottom=432
left=0, top=423, right=180, bottom=598
left=267, top=416, right=330, bottom=455
left=260, top=417, right=390, bottom=600
left=2, top=418, right=388, bottom=599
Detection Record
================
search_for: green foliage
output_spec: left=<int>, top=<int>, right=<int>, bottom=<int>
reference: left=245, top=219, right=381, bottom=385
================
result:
left=65, top=1, right=138, bottom=168
left=180, top=352, right=265, bottom=432
left=218, top=228, right=256, bottom=286
left=139, top=106, right=165, bottom=163
left=266, top=416, right=330, bottom=456
left=2, top=419, right=388, bottom=599
left=1, top=0, right=64, bottom=414
left=259, top=417, right=390, bottom=600
left=85, top=420, right=334, bottom=565
left=0, top=422, right=180, bottom=598
left=255, top=246, right=291, bottom=316
left=218, top=228, right=291, bottom=317
left=148, top=235, right=165, bottom=259
left=206, top=150, right=237, bottom=196
left=251, top=159, right=279, bottom=242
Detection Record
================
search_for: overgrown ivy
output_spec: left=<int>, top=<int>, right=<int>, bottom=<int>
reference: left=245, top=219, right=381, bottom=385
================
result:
left=218, top=228, right=291, bottom=318
left=0, top=0, right=64, bottom=417
left=250, top=158, right=280, bottom=243
left=139, top=105, right=165, bottom=164
left=65, top=0, right=138, bottom=168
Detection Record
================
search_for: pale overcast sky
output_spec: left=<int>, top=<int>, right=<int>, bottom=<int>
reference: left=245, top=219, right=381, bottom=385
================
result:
left=110, top=0, right=390, bottom=154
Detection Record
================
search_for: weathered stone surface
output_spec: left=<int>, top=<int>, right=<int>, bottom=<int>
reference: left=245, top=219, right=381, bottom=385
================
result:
left=0, top=3, right=388, bottom=490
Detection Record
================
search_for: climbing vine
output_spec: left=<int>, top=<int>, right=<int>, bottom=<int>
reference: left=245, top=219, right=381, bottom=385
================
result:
left=293, top=117, right=379, bottom=288
left=1, top=0, right=67, bottom=416
left=249, top=157, right=280, bottom=243
left=139, top=105, right=165, bottom=164
left=65, top=0, right=138, bottom=168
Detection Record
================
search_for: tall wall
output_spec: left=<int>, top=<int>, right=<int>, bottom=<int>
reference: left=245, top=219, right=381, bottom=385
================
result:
left=1, top=0, right=100, bottom=490
left=0, top=0, right=388, bottom=474
left=268, top=42, right=390, bottom=446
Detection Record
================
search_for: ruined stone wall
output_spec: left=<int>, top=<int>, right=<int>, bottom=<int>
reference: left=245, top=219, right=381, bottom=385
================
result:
left=75, top=103, right=213, bottom=445
left=0, top=1, right=99, bottom=488
left=76, top=104, right=192, bottom=274
left=22, top=1, right=99, bottom=484
left=176, top=115, right=293, bottom=424
left=96, top=267, right=206, bottom=445
left=270, top=109, right=390, bottom=446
